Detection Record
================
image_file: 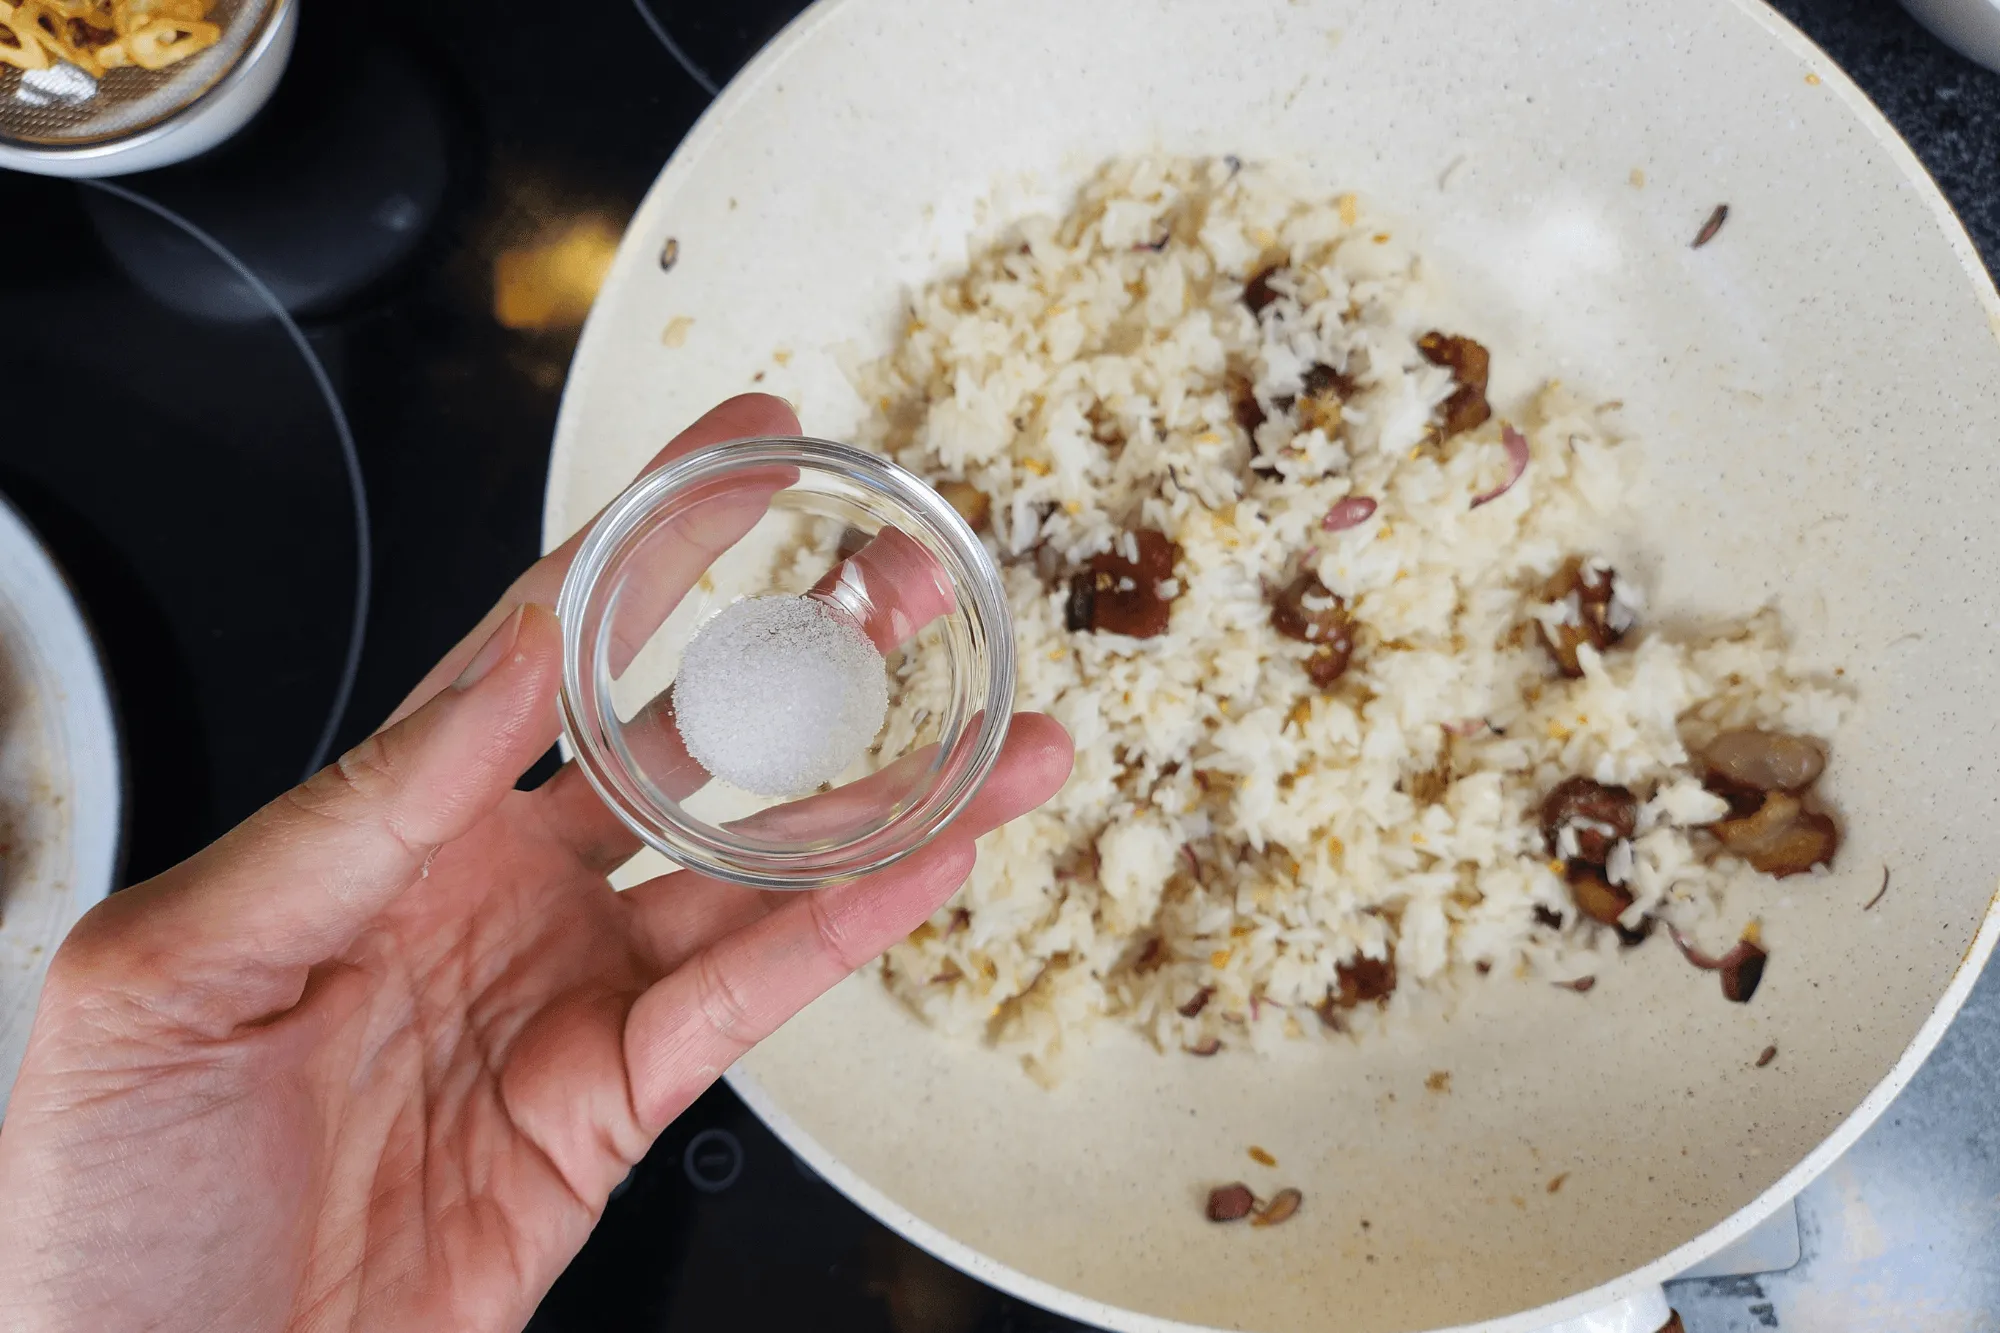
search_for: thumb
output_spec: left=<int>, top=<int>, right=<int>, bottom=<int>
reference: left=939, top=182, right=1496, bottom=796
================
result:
left=72, top=604, right=565, bottom=1014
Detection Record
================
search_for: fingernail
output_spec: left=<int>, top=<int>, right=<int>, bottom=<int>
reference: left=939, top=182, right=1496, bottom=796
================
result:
left=455, top=605, right=528, bottom=690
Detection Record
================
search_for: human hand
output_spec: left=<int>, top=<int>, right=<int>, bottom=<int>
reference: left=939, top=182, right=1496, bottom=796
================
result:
left=0, top=395, right=1073, bottom=1333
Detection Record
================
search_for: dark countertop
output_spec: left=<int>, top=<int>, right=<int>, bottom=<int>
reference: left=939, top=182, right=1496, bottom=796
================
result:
left=0, top=1, right=1994, bottom=1330
left=1776, top=0, right=2000, bottom=264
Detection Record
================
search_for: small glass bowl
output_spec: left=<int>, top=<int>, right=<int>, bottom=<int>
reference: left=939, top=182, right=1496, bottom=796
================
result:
left=557, top=437, right=1016, bottom=889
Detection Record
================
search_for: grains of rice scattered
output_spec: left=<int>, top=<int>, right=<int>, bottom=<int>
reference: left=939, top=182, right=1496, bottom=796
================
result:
left=845, top=156, right=1847, bottom=1081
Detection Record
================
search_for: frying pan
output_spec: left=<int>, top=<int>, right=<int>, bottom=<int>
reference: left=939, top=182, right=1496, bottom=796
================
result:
left=544, top=1, right=2000, bottom=1326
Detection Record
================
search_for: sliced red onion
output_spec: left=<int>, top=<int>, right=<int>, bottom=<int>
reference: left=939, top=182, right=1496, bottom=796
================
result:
left=1668, top=926, right=1729, bottom=971
left=1322, top=496, right=1378, bottom=531
left=1471, top=424, right=1531, bottom=509
left=1443, top=718, right=1487, bottom=738
left=1670, top=927, right=1768, bottom=1004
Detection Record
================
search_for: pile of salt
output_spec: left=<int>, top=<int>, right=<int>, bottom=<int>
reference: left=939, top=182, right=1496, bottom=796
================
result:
left=673, top=594, right=888, bottom=797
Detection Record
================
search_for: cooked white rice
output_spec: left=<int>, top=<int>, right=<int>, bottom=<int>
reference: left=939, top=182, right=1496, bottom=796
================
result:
left=846, top=157, right=1846, bottom=1081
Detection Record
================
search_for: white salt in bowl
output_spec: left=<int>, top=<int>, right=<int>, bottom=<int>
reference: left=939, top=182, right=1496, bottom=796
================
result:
left=556, top=436, right=1016, bottom=889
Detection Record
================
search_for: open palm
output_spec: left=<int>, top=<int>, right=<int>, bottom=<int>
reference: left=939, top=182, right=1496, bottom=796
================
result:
left=0, top=396, right=1072, bottom=1333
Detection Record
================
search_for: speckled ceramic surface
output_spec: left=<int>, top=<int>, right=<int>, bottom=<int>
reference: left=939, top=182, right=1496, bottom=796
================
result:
left=0, top=496, right=121, bottom=1117
left=543, top=1, right=2000, bottom=1328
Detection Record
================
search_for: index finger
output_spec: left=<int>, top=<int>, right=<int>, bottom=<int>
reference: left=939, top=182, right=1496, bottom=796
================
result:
left=384, top=393, right=802, bottom=727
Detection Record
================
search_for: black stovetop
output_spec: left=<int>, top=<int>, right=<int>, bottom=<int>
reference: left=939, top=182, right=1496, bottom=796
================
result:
left=2, top=3, right=1994, bottom=1330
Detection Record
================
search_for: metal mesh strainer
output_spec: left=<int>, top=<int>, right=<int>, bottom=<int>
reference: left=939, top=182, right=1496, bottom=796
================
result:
left=0, top=0, right=277, bottom=148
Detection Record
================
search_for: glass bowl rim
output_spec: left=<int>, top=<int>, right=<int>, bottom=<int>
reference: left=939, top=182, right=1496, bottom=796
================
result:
left=556, top=435, right=1018, bottom=890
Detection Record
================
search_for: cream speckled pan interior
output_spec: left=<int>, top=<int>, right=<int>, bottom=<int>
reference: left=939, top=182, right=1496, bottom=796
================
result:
left=544, top=1, right=2000, bottom=1328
